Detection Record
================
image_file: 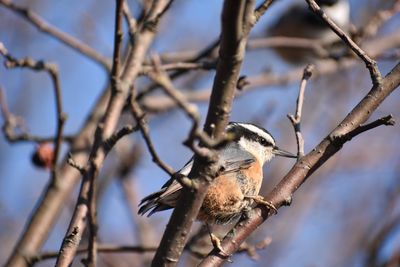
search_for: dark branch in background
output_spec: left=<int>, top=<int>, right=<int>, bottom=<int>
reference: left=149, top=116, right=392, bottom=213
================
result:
left=2, top=0, right=142, bottom=264
left=88, top=1, right=124, bottom=265
left=54, top=1, right=172, bottom=266
left=130, top=94, right=175, bottom=175
left=305, top=0, right=382, bottom=86
left=28, top=237, right=272, bottom=265
left=147, top=55, right=214, bottom=149
left=0, top=42, right=67, bottom=181
left=136, top=39, right=220, bottom=101
left=287, top=64, right=313, bottom=158
left=0, top=87, right=74, bottom=144
left=366, top=214, right=400, bottom=267
left=139, top=31, right=400, bottom=114
left=356, top=0, right=400, bottom=41
left=140, top=60, right=217, bottom=75
left=151, top=1, right=258, bottom=266
left=5, top=81, right=110, bottom=267
left=29, top=244, right=158, bottom=265
left=0, top=0, right=111, bottom=70
left=199, top=63, right=400, bottom=267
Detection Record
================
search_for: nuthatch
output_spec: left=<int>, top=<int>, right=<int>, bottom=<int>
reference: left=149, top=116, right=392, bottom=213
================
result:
left=138, top=122, right=296, bottom=253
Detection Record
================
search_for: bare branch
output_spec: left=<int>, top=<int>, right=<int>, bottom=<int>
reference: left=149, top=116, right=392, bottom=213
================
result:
left=199, top=63, right=400, bottom=267
left=86, top=127, right=139, bottom=267
left=287, top=64, right=314, bottom=158
left=0, top=42, right=67, bottom=180
left=253, top=0, right=273, bottom=24
left=148, top=56, right=200, bottom=123
left=305, top=0, right=382, bottom=86
left=130, top=96, right=175, bottom=175
left=356, top=0, right=400, bottom=40
left=140, top=60, right=216, bottom=75
left=139, top=31, right=400, bottom=115
left=0, top=0, right=111, bottom=69
left=151, top=1, right=257, bottom=266
left=29, top=244, right=158, bottom=264
left=345, top=115, right=395, bottom=141
left=122, top=2, right=137, bottom=42
left=54, top=1, right=172, bottom=266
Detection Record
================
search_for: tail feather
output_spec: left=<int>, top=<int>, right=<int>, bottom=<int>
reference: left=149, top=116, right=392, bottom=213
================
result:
left=138, top=188, right=174, bottom=216
left=138, top=200, right=172, bottom=216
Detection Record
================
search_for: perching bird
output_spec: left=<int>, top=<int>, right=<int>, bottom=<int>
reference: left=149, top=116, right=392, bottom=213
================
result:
left=138, top=122, right=296, bottom=253
left=268, top=0, right=350, bottom=63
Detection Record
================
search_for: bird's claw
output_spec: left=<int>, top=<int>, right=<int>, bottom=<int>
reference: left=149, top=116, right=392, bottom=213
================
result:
left=245, top=195, right=278, bottom=214
left=210, top=233, right=230, bottom=257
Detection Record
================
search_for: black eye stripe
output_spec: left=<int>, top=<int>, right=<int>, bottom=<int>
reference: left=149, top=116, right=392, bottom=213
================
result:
left=258, top=137, right=272, bottom=147
left=227, top=122, right=274, bottom=146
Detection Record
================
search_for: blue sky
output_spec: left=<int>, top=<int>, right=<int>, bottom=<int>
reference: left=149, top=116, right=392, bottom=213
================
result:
left=0, top=0, right=399, bottom=266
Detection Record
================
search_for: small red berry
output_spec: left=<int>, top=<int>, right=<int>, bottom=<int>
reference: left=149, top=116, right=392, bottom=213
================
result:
left=31, top=143, right=54, bottom=169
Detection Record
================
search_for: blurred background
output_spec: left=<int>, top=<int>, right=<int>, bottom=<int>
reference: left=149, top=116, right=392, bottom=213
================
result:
left=0, top=0, right=399, bottom=266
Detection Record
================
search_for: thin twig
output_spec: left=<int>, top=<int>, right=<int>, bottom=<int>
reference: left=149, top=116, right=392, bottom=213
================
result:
left=305, top=0, right=382, bottom=86
left=253, top=0, right=273, bottom=24
left=103, top=124, right=138, bottom=154
left=345, top=115, right=395, bottom=141
left=287, top=64, right=314, bottom=158
left=147, top=56, right=223, bottom=155
left=140, top=60, right=216, bottom=75
left=29, top=244, right=158, bottom=264
left=122, top=2, right=137, bottom=42
left=0, top=42, right=67, bottom=180
left=0, top=87, right=74, bottom=144
left=135, top=39, right=220, bottom=101
left=130, top=96, right=175, bottom=175
left=148, top=56, right=200, bottom=123
left=0, top=0, right=111, bottom=70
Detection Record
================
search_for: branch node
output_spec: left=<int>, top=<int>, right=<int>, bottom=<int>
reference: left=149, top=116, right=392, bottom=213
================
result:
left=67, top=153, right=87, bottom=175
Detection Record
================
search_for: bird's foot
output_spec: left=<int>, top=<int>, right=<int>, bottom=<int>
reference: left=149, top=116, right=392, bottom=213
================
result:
left=209, top=232, right=229, bottom=257
left=245, top=195, right=278, bottom=214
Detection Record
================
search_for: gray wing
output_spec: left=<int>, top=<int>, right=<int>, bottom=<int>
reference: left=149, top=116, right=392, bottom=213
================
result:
left=138, top=144, right=256, bottom=216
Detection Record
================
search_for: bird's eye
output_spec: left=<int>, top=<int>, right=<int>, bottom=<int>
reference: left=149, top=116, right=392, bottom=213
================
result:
left=259, top=137, right=269, bottom=146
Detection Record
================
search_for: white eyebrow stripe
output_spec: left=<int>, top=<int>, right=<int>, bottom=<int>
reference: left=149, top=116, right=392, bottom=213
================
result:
left=236, top=123, right=275, bottom=146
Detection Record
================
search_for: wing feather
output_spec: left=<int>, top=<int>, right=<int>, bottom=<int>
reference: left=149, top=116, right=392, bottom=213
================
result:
left=138, top=143, right=256, bottom=216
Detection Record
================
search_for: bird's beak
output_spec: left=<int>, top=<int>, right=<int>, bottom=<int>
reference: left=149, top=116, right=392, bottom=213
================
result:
left=273, top=146, right=297, bottom=158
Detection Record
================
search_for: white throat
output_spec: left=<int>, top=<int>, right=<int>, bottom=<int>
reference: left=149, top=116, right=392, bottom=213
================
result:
left=238, top=137, right=274, bottom=165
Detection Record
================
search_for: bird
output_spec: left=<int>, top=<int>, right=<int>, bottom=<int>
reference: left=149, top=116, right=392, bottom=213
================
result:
left=268, top=0, right=350, bottom=63
left=138, top=122, right=296, bottom=254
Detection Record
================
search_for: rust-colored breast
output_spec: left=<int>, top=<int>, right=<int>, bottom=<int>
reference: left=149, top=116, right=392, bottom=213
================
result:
left=198, top=161, right=264, bottom=224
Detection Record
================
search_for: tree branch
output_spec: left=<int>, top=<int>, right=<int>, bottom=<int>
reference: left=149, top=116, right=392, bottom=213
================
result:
left=305, top=0, right=382, bottom=86
left=199, top=63, right=400, bottom=267
left=287, top=64, right=314, bottom=158
left=150, top=1, right=258, bottom=266
left=0, top=0, right=111, bottom=70
left=54, top=1, right=172, bottom=266
left=130, top=95, right=175, bottom=175
left=29, top=244, right=158, bottom=264
left=0, top=42, right=67, bottom=181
